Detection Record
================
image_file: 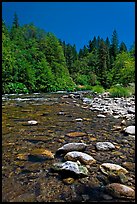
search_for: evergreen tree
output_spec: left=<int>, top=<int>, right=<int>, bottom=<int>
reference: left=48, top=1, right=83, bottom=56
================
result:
left=10, top=13, right=20, bottom=40
left=109, top=30, right=119, bottom=71
left=78, top=45, right=88, bottom=59
left=12, top=12, right=19, bottom=28
left=88, top=36, right=97, bottom=52
left=97, top=39, right=108, bottom=88
left=96, top=36, right=101, bottom=49
left=119, top=41, right=127, bottom=53
left=105, top=37, right=110, bottom=49
left=110, top=29, right=119, bottom=60
left=105, top=37, right=111, bottom=71
left=2, top=20, right=18, bottom=93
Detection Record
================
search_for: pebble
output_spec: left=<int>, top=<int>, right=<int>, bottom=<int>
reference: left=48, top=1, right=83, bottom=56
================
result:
left=124, top=126, right=135, bottom=135
left=122, top=162, right=135, bottom=171
left=65, top=132, right=87, bottom=137
left=96, top=142, right=115, bottom=151
left=75, top=118, right=83, bottom=122
left=56, top=142, right=87, bottom=154
left=100, top=163, right=128, bottom=175
left=27, top=120, right=38, bottom=125
left=63, top=177, right=75, bottom=185
left=97, top=114, right=106, bottom=118
left=64, top=151, right=96, bottom=165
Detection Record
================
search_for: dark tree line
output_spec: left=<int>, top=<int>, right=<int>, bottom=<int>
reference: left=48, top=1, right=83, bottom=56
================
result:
left=2, top=13, right=135, bottom=94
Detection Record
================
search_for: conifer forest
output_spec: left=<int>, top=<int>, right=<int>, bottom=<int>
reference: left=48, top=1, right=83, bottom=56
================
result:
left=2, top=13, right=135, bottom=95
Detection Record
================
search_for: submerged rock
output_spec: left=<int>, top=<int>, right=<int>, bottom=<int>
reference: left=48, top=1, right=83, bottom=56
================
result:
left=105, top=183, right=135, bottom=199
left=51, top=161, right=89, bottom=177
left=64, top=151, right=96, bottom=165
left=65, top=132, right=87, bottom=137
left=29, top=148, right=54, bottom=160
left=63, top=177, right=75, bottom=185
left=96, top=142, right=115, bottom=151
left=16, top=153, right=29, bottom=161
left=56, top=142, right=87, bottom=154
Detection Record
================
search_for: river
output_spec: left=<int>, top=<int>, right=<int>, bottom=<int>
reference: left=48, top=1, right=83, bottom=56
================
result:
left=2, top=92, right=135, bottom=202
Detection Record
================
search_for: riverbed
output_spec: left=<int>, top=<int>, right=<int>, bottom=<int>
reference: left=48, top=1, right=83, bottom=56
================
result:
left=2, top=92, right=135, bottom=202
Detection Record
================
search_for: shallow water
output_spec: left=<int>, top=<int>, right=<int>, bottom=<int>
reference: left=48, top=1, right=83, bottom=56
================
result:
left=2, top=93, right=135, bottom=202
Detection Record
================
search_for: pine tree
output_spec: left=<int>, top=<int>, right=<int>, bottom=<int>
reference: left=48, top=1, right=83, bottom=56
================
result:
left=12, top=12, right=19, bottom=28
left=10, top=13, right=20, bottom=40
left=119, top=42, right=127, bottom=53
left=97, top=39, right=108, bottom=88
left=88, top=36, right=97, bottom=52
left=110, top=29, right=119, bottom=60
left=78, top=45, right=88, bottom=59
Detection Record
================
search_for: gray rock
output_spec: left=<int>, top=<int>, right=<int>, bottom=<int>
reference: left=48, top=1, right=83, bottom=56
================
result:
left=27, top=120, right=38, bottom=125
left=125, top=126, right=135, bottom=135
left=75, top=118, right=83, bottom=122
left=97, top=114, right=106, bottom=118
left=96, top=142, right=115, bottom=151
left=83, top=97, right=92, bottom=104
left=51, top=161, right=89, bottom=177
left=64, top=151, right=96, bottom=165
left=128, top=107, right=135, bottom=114
left=56, top=142, right=87, bottom=154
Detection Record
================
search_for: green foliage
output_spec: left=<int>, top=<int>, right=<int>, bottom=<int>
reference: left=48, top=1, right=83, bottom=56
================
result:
left=5, top=82, right=29, bottom=94
left=126, top=83, right=135, bottom=95
left=2, top=14, right=135, bottom=94
left=109, top=52, right=135, bottom=86
left=108, top=85, right=130, bottom=98
left=91, top=85, right=105, bottom=94
left=74, top=74, right=89, bottom=85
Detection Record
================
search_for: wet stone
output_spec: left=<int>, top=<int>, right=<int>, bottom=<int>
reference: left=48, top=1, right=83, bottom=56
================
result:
left=122, top=162, right=135, bottom=171
left=51, top=161, right=89, bottom=177
left=27, top=120, right=38, bottom=125
left=105, top=183, right=135, bottom=199
left=124, top=126, right=135, bottom=135
left=56, top=142, right=87, bottom=154
left=65, top=132, right=87, bottom=137
left=97, top=114, right=106, bottom=118
left=16, top=153, right=29, bottom=161
left=96, top=142, right=115, bottom=151
left=64, top=151, right=96, bottom=165
left=63, top=177, right=75, bottom=185
left=100, top=163, right=128, bottom=176
left=29, top=148, right=54, bottom=161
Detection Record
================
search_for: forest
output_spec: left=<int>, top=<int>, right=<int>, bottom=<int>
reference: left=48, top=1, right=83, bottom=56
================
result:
left=2, top=13, right=135, bottom=96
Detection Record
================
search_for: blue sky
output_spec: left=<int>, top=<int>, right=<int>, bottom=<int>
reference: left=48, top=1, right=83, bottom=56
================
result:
left=2, top=2, right=135, bottom=51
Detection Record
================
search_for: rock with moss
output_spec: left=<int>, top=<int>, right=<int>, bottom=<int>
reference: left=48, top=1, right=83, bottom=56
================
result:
left=51, top=161, right=89, bottom=177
